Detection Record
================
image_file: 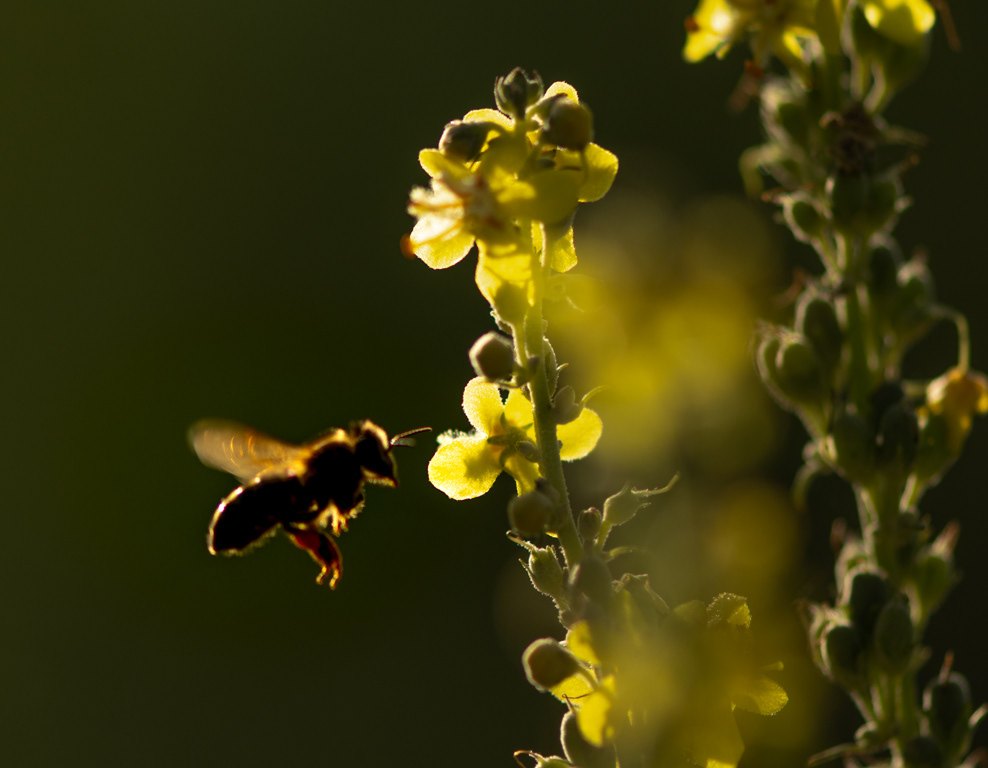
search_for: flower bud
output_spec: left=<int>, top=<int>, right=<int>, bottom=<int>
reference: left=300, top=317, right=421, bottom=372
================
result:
left=492, top=282, right=529, bottom=326
left=522, top=638, right=580, bottom=691
left=525, top=546, right=566, bottom=600
left=561, top=711, right=616, bottom=768
left=469, top=332, right=515, bottom=382
left=784, top=197, right=824, bottom=242
left=925, top=673, right=973, bottom=748
left=902, top=736, right=941, bottom=768
left=509, top=490, right=556, bottom=537
left=911, top=546, right=954, bottom=617
left=876, top=402, right=919, bottom=472
left=551, top=385, right=583, bottom=425
left=892, top=259, right=935, bottom=342
left=797, top=294, right=843, bottom=376
left=495, top=68, right=544, bottom=119
left=543, top=338, right=559, bottom=396
left=542, top=99, right=594, bottom=151
left=578, top=507, right=602, bottom=545
left=912, top=412, right=951, bottom=487
left=823, top=623, right=865, bottom=689
left=873, top=598, right=914, bottom=673
left=828, top=172, right=870, bottom=237
left=846, top=570, right=891, bottom=639
left=439, top=120, right=490, bottom=163
left=830, top=410, right=877, bottom=483
left=866, top=244, right=900, bottom=303
left=773, top=336, right=828, bottom=406
left=602, top=483, right=651, bottom=528
left=863, top=177, right=901, bottom=234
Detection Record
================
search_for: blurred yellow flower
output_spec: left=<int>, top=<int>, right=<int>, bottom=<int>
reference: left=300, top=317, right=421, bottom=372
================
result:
left=923, top=367, right=988, bottom=455
left=683, top=0, right=820, bottom=73
left=861, top=0, right=935, bottom=46
left=428, top=378, right=602, bottom=500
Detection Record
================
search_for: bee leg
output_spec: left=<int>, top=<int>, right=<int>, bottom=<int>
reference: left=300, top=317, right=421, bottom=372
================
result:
left=285, top=527, right=343, bottom=588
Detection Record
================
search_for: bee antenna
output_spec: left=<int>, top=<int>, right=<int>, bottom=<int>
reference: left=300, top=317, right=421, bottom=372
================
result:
left=390, top=426, right=432, bottom=448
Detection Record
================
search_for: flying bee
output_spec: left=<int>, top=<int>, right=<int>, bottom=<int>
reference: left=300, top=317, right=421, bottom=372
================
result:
left=189, top=419, right=428, bottom=588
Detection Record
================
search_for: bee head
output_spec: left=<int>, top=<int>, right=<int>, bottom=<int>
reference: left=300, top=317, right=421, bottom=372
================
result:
left=352, top=420, right=398, bottom=486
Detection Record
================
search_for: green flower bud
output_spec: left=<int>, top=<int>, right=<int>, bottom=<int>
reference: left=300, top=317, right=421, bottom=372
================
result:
left=876, top=402, right=919, bottom=472
left=542, top=99, right=594, bottom=151
left=864, top=177, right=901, bottom=233
left=509, top=490, right=556, bottom=537
left=578, top=507, right=602, bottom=545
left=543, top=338, right=559, bottom=396
left=823, top=623, right=865, bottom=689
left=495, top=68, right=544, bottom=120
left=828, top=172, right=870, bottom=237
left=892, top=259, right=936, bottom=342
left=551, top=385, right=583, bottom=425
left=879, top=37, right=929, bottom=96
left=873, top=598, right=914, bottom=673
left=572, top=556, right=613, bottom=606
left=911, top=546, right=954, bottom=617
left=561, top=711, right=616, bottom=768
left=439, top=120, right=490, bottom=163
left=902, top=736, right=941, bottom=768
left=846, top=570, right=891, bottom=639
left=797, top=294, right=843, bottom=376
left=469, top=331, right=516, bottom=382
left=760, top=80, right=810, bottom=147
left=517, top=440, right=541, bottom=463
left=525, top=546, right=566, bottom=600
left=784, top=197, right=824, bottom=242
left=522, top=638, right=580, bottom=691
left=774, top=336, right=828, bottom=406
left=831, top=410, right=877, bottom=483
left=618, top=573, right=669, bottom=619
left=925, top=673, right=973, bottom=748
left=602, top=483, right=658, bottom=528
left=866, top=244, right=900, bottom=303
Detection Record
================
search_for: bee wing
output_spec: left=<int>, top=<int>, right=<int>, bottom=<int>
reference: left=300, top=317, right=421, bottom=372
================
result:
left=189, top=419, right=309, bottom=482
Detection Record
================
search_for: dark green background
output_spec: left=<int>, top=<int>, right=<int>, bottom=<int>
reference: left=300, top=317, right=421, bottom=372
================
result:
left=3, top=3, right=986, bottom=766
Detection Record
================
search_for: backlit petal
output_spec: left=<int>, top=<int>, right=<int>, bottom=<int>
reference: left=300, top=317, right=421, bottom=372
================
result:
left=578, top=144, right=619, bottom=203
left=733, top=676, right=789, bottom=715
left=503, top=387, right=535, bottom=427
left=427, top=437, right=502, bottom=500
left=463, top=377, right=504, bottom=434
left=559, top=408, right=603, bottom=460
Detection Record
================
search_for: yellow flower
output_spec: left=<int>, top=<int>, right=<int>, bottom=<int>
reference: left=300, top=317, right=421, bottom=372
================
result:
left=861, top=0, right=935, bottom=46
left=923, top=367, right=988, bottom=455
left=428, top=377, right=602, bottom=500
left=683, top=0, right=821, bottom=72
left=553, top=593, right=787, bottom=768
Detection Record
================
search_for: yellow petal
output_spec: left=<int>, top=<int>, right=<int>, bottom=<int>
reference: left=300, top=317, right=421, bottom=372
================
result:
left=503, top=453, right=541, bottom=495
left=566, top=621, right=601, bottom=665
left=684, top=0, right=735, bottom=62
left=410, top=221, right=475, bottom=270
left=475, top=249, right=536, bottom=309
left=558, top=408, right=603, bottom=461
left=504, top=169, right=581, bottom=225
left=463, top=108, right=513, bottom=129
left=576, top=676, right=618, bottom=747
left=733, top=676, right=789, bottom=715
left=689, top=705, right=745, bottom=768
left=503, top=387, right=535, bottom=427
left=419, top=149, right=469, bottom=180
left=862, top=0, right=934, bottom=46
left=550, top=672, right=594, bottom=703
left=462, top=377, right=504, bottom=434
left=544, top=81, right=579, bottom=103
left=427, top=437, right=502, bottom=500
left=548, top=226, right=577, bottom=273
left=578, top=144, right=619, bottom=203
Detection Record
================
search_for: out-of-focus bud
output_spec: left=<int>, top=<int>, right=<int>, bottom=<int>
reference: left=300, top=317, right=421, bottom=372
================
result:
left=873, top=598, right=914, bottom=673
left=572, top=556, right=613, bottom=606
left=823, top=623, right=865, bottom=689
left=912, top=411, right=951, bottom=488
left=797, top=294, right=843, bottom=376
left=866, top=244, right=900, bottom=304
left=495, top=68, right=544, bottom=119
left=855, top=722, right=886, bottom=749
left=911, top=540, right=956, bottom=618
left=845, top=569, right=892, bottom=638
left=509, top=489, right=556, bottom=537
left=828, top=172, right=870, bottom=237
left=469, top=331, right=516, bottom=382
left=892, top=259, right=935, bottom=342
left=524, top=545, right=567, bottom=601
left=784, top=196, right=825, bottom=242
left=863, top=176, right=901, bottom=234
left=543, top=338, right=559, bottom=396
left=830, top=410, right=876, bottom=484
left=836, top=537, right=870, bottom=587
left=760, top=79, right=810, bottom=148
left=578, top=507, right=602, bottom=546
left=542, top=98, right=593, bottom=151
left=522, top=638, right=580, bottom=691
left=876, top=402, right=919, bottom=472
left=771, top=335, right=828, bottom=406
left=902, top=736, right=942, bottom=768
left=561, top=711, right=616, bottom=768
left=618, top=573, right=669, bottom=619
left=925, top=673, right=973, bottom=752
left=439, top=120, right=490, bottom=163
left=602, top=481, right=675, bottom=528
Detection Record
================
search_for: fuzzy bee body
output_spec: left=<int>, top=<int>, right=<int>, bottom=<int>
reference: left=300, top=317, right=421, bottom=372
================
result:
left=190, top=419, right=398, bottom=588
